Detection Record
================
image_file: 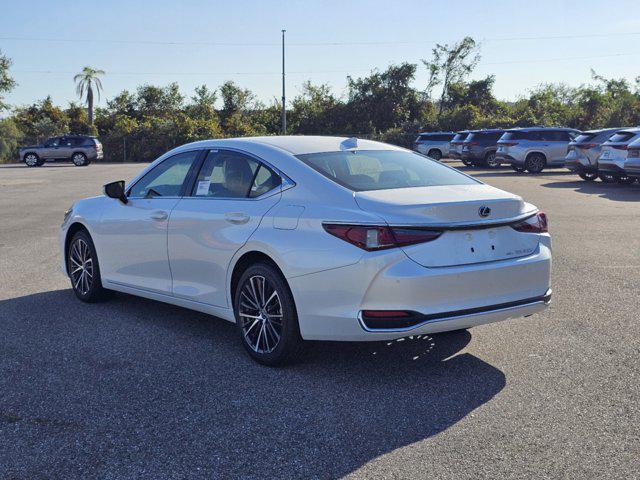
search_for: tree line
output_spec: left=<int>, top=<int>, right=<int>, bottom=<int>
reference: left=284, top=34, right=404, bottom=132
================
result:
left=1, top=38, right=640, bottom=163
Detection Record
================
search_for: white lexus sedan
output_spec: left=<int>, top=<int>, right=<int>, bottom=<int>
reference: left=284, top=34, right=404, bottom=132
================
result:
left=61, top=136, right=551, bottom=365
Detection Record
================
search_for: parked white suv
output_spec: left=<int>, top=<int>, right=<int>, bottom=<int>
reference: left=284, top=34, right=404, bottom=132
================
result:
left=496, top=127, right=581, bottom=173
left=413, top=132, right=455, bottom=160
left=597, top=128, right=640, bottom=184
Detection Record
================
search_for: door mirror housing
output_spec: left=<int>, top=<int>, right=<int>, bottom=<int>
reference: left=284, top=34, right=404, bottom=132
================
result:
left=104, top=180, right=128, bottom=204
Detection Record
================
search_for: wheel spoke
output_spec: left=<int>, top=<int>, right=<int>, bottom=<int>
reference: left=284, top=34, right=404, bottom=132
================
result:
left=239, top=274, right=285, bottom=355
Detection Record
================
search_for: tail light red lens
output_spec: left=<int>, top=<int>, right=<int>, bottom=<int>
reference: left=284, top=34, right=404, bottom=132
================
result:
left=323, top=224, right=442, bottom=251
left=511, top=212, right=548, bottom=234
left=612, top=144, right=629, bottom=150
left=576, top=143, right=597, bottom=149
left=500, top=142, right=518, bottom=147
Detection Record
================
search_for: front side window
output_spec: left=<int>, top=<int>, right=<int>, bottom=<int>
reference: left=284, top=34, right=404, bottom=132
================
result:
left=297, top=149, right=478, bottom=192
left=44, top=137, right=60, bottom=147
left=192, top=150, right=281, bottom=198
left=129, top=150, right=199, bottom=198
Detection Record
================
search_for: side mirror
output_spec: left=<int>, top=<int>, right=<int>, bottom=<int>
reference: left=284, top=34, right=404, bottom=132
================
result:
left=104, top=180, right=128, bottom=204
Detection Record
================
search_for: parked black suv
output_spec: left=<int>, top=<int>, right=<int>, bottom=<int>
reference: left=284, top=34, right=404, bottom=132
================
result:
left=19, top=135, right=103, bottom=167
left=461, top=129, right=505, bottom=168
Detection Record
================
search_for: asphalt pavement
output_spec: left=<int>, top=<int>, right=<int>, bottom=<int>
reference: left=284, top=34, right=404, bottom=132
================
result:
left=0, top=161, right=638, bottom=479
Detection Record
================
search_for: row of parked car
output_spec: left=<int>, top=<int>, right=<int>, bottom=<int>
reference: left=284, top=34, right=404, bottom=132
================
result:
left=414, top=127, right=640, bottom=183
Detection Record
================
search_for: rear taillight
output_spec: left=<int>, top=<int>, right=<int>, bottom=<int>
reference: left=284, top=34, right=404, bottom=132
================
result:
left=467, top=141, right=478, bottom=146
left=628, top=149, right=640, bottom=158
left=323, top=224, right=442, bottom=251
left=500, top=142, right=518, bottom=147
left=511, top=212, right=548, bottom=234
left=576, top=143, right=597, bottom=149
left=612, top=144, right=628, bottom=150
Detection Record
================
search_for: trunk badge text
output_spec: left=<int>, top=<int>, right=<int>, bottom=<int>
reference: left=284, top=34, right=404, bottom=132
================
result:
left=478, top=206, right=491, bottom=218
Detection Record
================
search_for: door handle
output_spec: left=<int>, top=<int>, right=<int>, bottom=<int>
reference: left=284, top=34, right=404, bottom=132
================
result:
left=225, top=212, right=250, bottom=224
left=150, top=210, right=168, bottom=221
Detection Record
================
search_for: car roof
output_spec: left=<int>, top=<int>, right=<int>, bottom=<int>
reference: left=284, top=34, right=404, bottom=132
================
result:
left=506, top=127, right=580, bottom=132
left=467, top=129, right=505, bottom=134
left=174, top=135, right=406, bottom=156
left=418, top=131, right=455, bottom=135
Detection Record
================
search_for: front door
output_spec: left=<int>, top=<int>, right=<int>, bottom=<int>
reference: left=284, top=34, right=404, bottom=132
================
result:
left=96, top=150, right=201, bottom=293
left=168, top=149, right=282, bottom=307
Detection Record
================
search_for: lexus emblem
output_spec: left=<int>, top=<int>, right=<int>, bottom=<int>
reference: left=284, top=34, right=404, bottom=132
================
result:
left=478, top=206, right=491, bottom=217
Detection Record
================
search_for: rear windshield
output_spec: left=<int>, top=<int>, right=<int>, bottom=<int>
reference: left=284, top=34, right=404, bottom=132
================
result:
left=296, top=150, right=478, bottom=191
left=573, top=133, right=597, bottom=143
left=500, top=131, right=531, bottom=141
left=468, top=131, right=503, bottom=142
left=451, top=133, right=469, bottom=142
left=607, top=132, right=636, bottom=143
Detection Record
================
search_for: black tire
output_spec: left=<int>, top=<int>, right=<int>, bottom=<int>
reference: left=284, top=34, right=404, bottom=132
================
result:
left=525, top=153, right=546, bottom=174
left=234, top=262, right=303, bottom=366
left=428, top=149, right=443, bottom=161
left=578, top=172, right=598, bottom=182
left=67, top=230, right=109, bottom=303
left=599, top=173, right=618, bottom=183
left=511, top=165, right=526, bottom=173
left=484, top=151, right=500, bottom=169
left=24, top=153, right=40, bottom=167
left=72, top=152, right=88, bottom=166
left=461, top=158, right=473, bottom=167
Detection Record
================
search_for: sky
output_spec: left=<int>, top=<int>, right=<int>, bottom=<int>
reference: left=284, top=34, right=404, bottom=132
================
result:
left=2, top=0, right=640, bottom=110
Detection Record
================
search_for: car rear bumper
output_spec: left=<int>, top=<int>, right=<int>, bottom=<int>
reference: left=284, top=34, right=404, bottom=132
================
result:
left=598, top=159, right=627, bottom=174
left=565, top=159, right=597, bottom=173
left=496, top=153, right=521, bottom=166
left=289, top=236, right=552, bottom=341
left=624, top=158, right=640, bottom=176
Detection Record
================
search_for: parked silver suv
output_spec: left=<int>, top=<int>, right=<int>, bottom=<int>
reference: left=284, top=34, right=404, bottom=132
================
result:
left=496, top=127, right=581, bottom=173
left=564, top=128, right=625, bottom=181
left=413, top=132, right=455, bottom=160
left=19, top=135, right=103, bottom=167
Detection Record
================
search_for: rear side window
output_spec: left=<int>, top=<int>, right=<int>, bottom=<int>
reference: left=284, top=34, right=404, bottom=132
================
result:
left=451, top=133, right=469, bottom=142
left=474, top=132, right=503, bottom=142
left=297, top=149, right=478, bottom=191
left=608, top=132, right=636, bottom=143
left=192, top=150, right=280, bottom=198
left=542, top=131, right=571, bottom=141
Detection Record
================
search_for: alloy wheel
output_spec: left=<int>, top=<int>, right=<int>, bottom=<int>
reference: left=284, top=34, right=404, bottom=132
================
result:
left=69, top=238, right=94, bottom=296
left=238, top=275, right=283, bottom=354
left=73, top=154, right=86, bottom=166
left=25, top=154, right=38, bottom=167
left=485, top=153, right=499, bottom=168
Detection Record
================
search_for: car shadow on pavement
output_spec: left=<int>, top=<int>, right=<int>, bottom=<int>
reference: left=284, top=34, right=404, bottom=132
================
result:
left=0, top=289, right=506, bottom=479
left=540, top=179, right=640, bottom=201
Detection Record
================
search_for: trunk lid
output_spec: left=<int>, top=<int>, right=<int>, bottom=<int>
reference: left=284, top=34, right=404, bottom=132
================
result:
left=354, top=184, right=539, bottom=267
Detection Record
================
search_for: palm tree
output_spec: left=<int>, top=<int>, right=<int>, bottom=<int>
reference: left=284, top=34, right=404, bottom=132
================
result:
left=74, top=67, right=104, bottom=125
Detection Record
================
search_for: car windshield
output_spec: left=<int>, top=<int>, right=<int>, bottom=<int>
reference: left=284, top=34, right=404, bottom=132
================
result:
left=296, top=150, right=478, bottom=191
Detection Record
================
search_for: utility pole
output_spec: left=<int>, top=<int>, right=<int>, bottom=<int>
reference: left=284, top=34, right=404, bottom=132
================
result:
left=281, top=29, right=286, bottom=135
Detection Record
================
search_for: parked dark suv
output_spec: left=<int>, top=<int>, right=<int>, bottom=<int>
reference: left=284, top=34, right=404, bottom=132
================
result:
left=461, top=129, right=505, bottom=168
left=19, top=135, right=103, bottom=167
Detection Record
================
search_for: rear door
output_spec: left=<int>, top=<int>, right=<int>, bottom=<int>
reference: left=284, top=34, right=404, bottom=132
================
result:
left=168, top=149, right=282, bottom=307
left=545, top=131, right=571, bottom=164
left=57, top=136, right=73, bottom=159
